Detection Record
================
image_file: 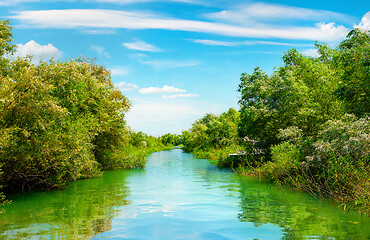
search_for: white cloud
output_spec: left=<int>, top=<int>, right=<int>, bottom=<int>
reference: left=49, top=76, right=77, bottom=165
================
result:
left=129, top=53, right=149, bottom=59
left=139, top=85, right=186, bottom=94
left=163, top=93, right=198, bottom=98
left=314, top=22, right=348, bottom=41
left=0, top=0, right=37, bottom=6
left=115, top=81, right=139, bottom=91
left=207, top=3, right=351, bottom=24
left=81, top=29, right=117, bottom=35
left=123, top=40, right=161, bottom=52
left=356, top=11, right=370, bottom=30
left=192, top=39, right=239, bottom=47
left=12, top=40, right=61, bottom=62
left=302, top=48, right=319, bottom=57
left=0, top=0, right=203, bottom=6
left=12, top=9, right=349, bottom=41
left=94, top=0, right=202, bottom=4
left=110, top=66, right=129, bottom=76
left=90, top=45, right=110, bottom=58
left=139, top=59, right=200, bottom=69
left=191, top=39, right=312, bottom=47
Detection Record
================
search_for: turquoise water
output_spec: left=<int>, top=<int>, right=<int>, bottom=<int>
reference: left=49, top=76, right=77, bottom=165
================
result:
left=0, top=149, right=368, bottom=239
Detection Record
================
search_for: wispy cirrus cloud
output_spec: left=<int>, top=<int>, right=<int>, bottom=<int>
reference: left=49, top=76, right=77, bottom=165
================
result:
left=110, top=66, right=129, bottom=76
left=127, top=51, right=199, bottom=70
left=163, top=93, right=198, bottom=98
left=139, top=59, right=200, bottom=69
left=123, top=40, right=161, bottom=52
left=80, top=29, right=117, bottom=35
left=11, top=9, right=349, bottom=41
left=191, top=39, right=312, bottom=47
left=0, top=0, right=203, bottom=6
left=0, top=0, right=37, bottom=6
left=206, top=2, right=353, bottom=25
left=139, top=85, right=186, bottom=94
left=90, top=45, right=110, bottom=58
left=94, top=0, right=203, bottom=4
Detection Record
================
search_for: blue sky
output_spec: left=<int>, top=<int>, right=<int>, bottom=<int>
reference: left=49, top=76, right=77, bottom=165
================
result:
left=1, top=0, right=369, bottom=135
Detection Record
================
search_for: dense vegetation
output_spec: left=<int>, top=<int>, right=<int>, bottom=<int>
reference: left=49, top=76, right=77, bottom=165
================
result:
left=182, top=28, right=370, bottom=214
left=1, top=18, right=369, bottom=216
left=0, top=21, right=169, bottom=207
left=182, top=108, right=241, bottom=162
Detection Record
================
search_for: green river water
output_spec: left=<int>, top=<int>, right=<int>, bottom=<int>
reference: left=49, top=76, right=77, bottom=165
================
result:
left=0, top=149, right=369, bottom=239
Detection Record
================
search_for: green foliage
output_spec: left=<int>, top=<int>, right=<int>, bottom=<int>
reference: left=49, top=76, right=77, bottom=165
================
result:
left=238, top=67, right=298, bottom=151
left=160, top=133, right=181, bottom=146
left=264, top=116, right=370, bottom=214
left=0, top=20, right=14, bottom=57
left=307, top=115, right=369, bottom=166
left=238, top=46, right=346, bottom=156
left=192, top=145, right=239, bottom=163
left=0, top=162, right=5, bottom=211
left=183, top=28, right=370, bottom=214
left=34, top=58, right=131, bottom=170
left=101, top=129, right=169, bottom=170
left=334, top=29, right=370, bottom=117
left=260, top=142, right=301, bottom=182
left=182, top=108, right=240, bottom=152
left=1, top=59, right=102, bottom=191
left=0, top=21, right=139, bottom=194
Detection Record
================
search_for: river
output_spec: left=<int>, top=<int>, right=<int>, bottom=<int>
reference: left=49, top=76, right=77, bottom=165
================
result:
left=0, top=149, right=368, bottom=239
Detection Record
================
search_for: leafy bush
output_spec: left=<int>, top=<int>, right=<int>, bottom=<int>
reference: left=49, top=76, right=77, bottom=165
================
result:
left=302, top=116, right=370, bottom=213
left=160, top=133, right=181, bottom=146
left=263, top=117, right=370, bottom=213
left=306, top=115, right=369, bottom=167
left=182, top=108, right=240, bottom=152
left=262, top=142, right=301, bottom=182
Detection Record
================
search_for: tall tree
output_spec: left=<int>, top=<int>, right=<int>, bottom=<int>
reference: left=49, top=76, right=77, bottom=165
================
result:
left=334, top=29, right=370, bottom=117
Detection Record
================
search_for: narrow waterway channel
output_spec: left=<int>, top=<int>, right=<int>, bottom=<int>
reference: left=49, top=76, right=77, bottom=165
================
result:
left=0, top=149, right=369, bottom=239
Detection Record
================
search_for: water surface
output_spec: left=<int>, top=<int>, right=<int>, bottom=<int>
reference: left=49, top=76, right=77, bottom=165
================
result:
left=0, top=149, right=368, bottom=239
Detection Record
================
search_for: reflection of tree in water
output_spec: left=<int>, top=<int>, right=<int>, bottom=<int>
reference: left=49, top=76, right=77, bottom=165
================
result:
left=0, top=169, right=132, bottom=239
left=237, top=178, right=369, bottom=240
left=193, top=163, right=241, bottom=196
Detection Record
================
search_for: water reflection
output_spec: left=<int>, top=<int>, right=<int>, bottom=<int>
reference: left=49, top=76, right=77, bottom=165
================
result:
left=0, top=169, right=131, bottom=239
left=237, top=176, right=369, bottom=239
left=0, top=149, right=369, bottom=240
left=181, top=150, right=369, bottom=239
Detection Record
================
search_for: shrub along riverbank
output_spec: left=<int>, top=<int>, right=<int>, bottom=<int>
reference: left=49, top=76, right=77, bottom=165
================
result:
left=0, top=20, right=171, bottom=208
left=182, top=29, right=370, bottom=215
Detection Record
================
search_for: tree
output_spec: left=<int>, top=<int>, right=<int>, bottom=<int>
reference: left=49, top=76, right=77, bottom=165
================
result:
left=0, top=20, right=131, bottom=191
left=334, top=29, right=370, bottom=117
left=238, top=45, right=347, bottom=156
left=182, top=108, right=240, bottom=151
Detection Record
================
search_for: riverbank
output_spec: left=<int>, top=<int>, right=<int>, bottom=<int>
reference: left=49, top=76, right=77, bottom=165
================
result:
left=188, top=146, right=370, bottom=216
left=0, top=144, right=172, bottom=210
